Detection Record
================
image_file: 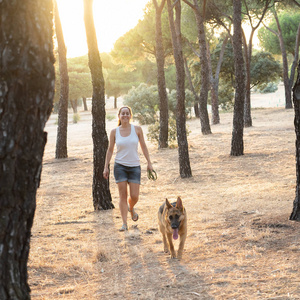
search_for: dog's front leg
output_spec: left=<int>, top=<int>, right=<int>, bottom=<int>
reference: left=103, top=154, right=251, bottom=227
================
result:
left=166, top=233, right=176, bottom=258
left=162, top=233, right=169, bottom=253
left=177, top=232, right=187, bottom=259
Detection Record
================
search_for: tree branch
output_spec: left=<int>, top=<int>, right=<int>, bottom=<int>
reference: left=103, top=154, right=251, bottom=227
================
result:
left=290, top=0, right=300, bottom=7
left=182, top=35, right=200, bottom=58
left=182, top=0, right=195, bottom=9
left=172, top=0, right=180, bottom=10
left=262, top=22, right=279, bottom=37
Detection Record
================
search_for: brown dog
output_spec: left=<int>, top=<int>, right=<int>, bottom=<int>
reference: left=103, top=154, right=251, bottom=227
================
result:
left=158, top=196, right=187, bottom=259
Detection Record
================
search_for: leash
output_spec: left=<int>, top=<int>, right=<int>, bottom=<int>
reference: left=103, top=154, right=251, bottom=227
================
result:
left=147, top=169, right=157, bottom=181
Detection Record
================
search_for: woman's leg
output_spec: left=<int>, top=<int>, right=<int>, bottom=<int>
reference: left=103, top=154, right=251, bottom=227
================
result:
left=128, top=182, right=140, bottom=215
left=117, top=181, right=128, bottom=226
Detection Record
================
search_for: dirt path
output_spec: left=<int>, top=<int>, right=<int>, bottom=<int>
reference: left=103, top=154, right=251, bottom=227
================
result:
left=29, top=107, right=300, bottom=299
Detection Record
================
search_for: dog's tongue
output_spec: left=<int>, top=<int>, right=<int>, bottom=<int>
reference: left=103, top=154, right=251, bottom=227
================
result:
left=173, top=228, right=179, bottom=240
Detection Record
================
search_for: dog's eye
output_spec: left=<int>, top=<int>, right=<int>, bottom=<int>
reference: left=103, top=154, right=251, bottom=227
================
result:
left=175, top=214, right=179, bottom=219
left=169, top=216, right=173, bottom=220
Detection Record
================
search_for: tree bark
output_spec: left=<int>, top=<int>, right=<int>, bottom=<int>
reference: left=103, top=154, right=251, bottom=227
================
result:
left=83, top=0, right=114, bottom=210
left=242, top=0, right=271, bottom=127
left=183, top=57, right=200, bottom=117
left=242, top=30, right=252, bottom=128
left=0, top=1, right=55, bottom=298
left=273, top=8, right=293, bottom=109
left=231, top=0, right=245, bottom=156
left=114, top=96, right=117, bottom=109
left=193, top=0, right=211, bottom=135
left=83, top=97, right=88, bottom=111
left=289, top=23, right=300, bottom=93
left=167, top=0, right=192, bottom=178
left=54, top=0, right=69, bottom=159
left=207, top=36, right=229, bottom=125
left=290, top=60, right=300, bottom=220
left=153, top=0, right=169, bottom=149
left=70, top=99, right=78, bottom=113
left=183, top=0, right=211, bottom=133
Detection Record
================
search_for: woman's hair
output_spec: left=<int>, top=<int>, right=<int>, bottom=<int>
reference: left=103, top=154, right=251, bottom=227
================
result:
left=117, top=106, right=133, bottom=126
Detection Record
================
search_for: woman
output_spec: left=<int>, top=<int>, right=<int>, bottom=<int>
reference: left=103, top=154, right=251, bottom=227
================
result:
left=103, top=106, right=154, bottom=231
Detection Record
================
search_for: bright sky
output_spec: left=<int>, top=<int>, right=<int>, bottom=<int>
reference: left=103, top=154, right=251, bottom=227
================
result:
left=56, top=0, right=150, bottom=58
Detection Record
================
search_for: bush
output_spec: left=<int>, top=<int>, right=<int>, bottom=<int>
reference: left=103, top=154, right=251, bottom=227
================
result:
left=124, top=83, right=195, bottom=125
left=218, top=80, right=234, bottom=111
left=147, top=118, right=178, bottom=147
left=73, top=113, right=80, bottom=124
left=168, top=89, right=194, bottom=118
left=106, top=114, right=116, bottom=121
left=258, top=82, right=278, bottom=94
left=124, top=83, right=159, bottom=125
left=147, top=118, right=190, bottom=148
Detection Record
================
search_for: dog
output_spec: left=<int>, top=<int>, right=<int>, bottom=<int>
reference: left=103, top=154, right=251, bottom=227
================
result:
left=158, top=196, right=187, bottom=259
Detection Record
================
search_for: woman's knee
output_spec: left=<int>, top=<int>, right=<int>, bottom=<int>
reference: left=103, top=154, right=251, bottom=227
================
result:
left=129, top=193, right=139, bottom=203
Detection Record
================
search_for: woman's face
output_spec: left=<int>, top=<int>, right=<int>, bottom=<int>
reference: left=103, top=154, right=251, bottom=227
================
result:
left=119, top=107, right=131, bottom=123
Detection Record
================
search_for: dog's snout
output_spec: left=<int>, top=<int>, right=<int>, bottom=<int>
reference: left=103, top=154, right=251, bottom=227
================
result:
left=171, top=220, right=180, bottom=229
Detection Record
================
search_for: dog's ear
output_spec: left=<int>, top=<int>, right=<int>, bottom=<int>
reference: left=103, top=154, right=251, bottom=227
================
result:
left=176, top=196, right=184, bottom=210
left=166, top=198, right=172, bottom=209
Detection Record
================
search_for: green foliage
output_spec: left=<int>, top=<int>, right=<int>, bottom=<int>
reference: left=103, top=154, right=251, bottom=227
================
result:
left=250, top=51, right=282, bottom=89
left=124, top=84, right=159, bottom=125
left=110, top=2, right=174, bottom=90
left=258, top=11, right=300, bottom=56
left=218, top=80, right=234, bottom=111
left=256, top=82, right=278, bottom=94
left=54, top=54, right=92, bottom=104
left=168, top=89, right=194, bottom=118
left=73, top=113, right=80, bottom=124
left=147, top=118, right=177, bottom=147
left=106, top=114, right=116, bottom=121
left=124, top=84, right=194, bottom=125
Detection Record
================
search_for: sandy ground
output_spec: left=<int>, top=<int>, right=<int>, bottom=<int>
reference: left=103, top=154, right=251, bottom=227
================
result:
left=28, top=87, right=300, bottom=299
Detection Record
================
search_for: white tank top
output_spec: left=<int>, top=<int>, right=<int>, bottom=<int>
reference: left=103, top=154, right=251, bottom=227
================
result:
left=115, top=124, right=140, bottom=167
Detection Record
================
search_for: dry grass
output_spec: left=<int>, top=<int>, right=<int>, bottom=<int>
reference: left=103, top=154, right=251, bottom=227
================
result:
left=29, top=107, right=300, bottom=299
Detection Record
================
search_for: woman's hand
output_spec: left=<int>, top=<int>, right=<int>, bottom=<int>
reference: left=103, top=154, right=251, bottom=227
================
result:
left=147, top=162, right=153, bottom=172
left=103, top=167, right=109, bottom=179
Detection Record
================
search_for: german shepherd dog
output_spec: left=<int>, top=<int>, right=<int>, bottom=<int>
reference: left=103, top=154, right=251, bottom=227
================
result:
left=158, top=197, right=187, bottom=259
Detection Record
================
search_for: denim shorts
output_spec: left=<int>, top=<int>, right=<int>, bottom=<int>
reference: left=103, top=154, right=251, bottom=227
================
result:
left=114, top=162, right=141, bottom=184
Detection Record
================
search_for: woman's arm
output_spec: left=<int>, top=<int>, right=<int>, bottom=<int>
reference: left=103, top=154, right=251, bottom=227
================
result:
left=136, top=126, right=153, bottom=171
left=103, top=129, right=116, bottom=179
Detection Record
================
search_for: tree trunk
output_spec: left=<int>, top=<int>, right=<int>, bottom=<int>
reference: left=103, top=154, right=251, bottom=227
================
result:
left=167, top=0, right=192, bottom=178
left=192, top=0, right=211, bottom=135
left=83, top=97, right=88, bottom=111
left=70, top=99, right=78, bottom=113
left=184, top=57, right=200, bottom=118
left=194, top=103, right=200, bottom=118
left=273, top=9, right=293, bottom=109
left=290, top=60, right=300, bottom=220
left=83, top=0, right=114, bottom=210
left=289, top=23, right=300, bottom=93
left=153, top=0, right=169, bottom=149
left=114, top=96, right=117, bottom=109
left=0, top=1, right=55, bottom=298
left=231, top=0, right=245, bottom=156
left=243, top=31, right=252, bottom=128
left=206, top=35, right=229, bottom=125
left=54, top=0, right=69, bottom=159
left=242, top=0, right=271, bottom=127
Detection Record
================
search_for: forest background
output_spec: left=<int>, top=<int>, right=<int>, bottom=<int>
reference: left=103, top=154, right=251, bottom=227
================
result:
left=36, top=0, right=300, bottom=298
left=1, top=0, right=300, bottom=299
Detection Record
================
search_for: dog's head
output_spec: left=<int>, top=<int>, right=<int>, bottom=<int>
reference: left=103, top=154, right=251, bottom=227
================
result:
left=165, top=196, right=185, bottom=240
